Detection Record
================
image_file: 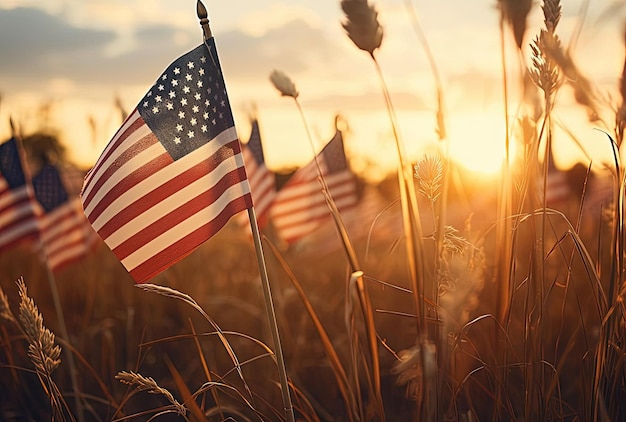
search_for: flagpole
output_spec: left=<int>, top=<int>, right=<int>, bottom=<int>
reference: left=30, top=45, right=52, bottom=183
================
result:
left=196, top=3, right=295, bottom=421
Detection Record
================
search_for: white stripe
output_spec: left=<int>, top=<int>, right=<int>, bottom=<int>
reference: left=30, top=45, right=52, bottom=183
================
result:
left=121, top=180, right=251, bottom=271
left=104, top=156, right=245, bottom=249
left=87, top=127, right=238, bottom=226
left=82, top=124, right=154, bottom=213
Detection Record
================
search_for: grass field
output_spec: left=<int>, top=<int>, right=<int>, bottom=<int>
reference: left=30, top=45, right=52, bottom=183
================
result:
left=2, top=0, right=626, bottom=420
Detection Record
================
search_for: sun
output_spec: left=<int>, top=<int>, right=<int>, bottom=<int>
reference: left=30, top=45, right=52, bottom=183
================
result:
left=446, top=112, right=513, bottom=174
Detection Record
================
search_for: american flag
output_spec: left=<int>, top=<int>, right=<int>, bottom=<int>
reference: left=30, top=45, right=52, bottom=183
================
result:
left=270, top=130, right=358, bottom=244
left=0, top=137, right=40, bottom=252
left=81, top=39, right=252, bottom=283
left=32, top=164, right=97, bottom=272
left=241, top=119, right=276, bottom=229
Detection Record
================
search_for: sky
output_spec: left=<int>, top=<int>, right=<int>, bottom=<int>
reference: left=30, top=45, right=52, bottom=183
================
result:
left=0, top=0, right=625, bottom=180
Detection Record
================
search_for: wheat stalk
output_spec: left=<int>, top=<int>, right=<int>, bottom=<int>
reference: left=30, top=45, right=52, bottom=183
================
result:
left=340, top=0, right=383, bottom=56
left=116, top=370, right=187, bottom=416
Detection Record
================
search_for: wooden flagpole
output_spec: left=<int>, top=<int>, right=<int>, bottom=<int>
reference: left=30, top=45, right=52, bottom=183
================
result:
left=196, top=3, right=295, bottom=421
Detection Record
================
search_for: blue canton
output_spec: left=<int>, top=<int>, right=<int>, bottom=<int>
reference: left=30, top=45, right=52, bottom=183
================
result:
left=138, top=38, right=235, bottom=161
left=0, top=138, right=27, bottom=188
left=32, top=164, right=68, bottom=213
left=247, top=121, right=266, bottom=164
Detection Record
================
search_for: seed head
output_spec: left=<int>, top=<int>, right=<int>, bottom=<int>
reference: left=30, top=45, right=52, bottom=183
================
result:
left=341, top=0, right=383, bottom=55
left=269, top=70, right=299, bottom=99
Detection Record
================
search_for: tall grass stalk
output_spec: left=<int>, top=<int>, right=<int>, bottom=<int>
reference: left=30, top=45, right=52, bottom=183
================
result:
left=270, top=68, right=385, bottom=419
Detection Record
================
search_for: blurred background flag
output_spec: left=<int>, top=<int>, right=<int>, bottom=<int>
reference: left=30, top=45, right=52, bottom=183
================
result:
left=81, top=39, right=252, bottom=283
left=270, top=129, right=358, bottom=244
left=240, top=118, right=276, bottom=229
left=32, top=164, right=97, bottom=272
left=0, top=137, right=40, bottom=252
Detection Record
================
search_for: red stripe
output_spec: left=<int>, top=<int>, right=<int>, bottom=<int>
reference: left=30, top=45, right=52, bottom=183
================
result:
left=82, top=117, right=153, bottom=209
left=112, top=166, right=249, bottom=260
left=96, top=140, right=243, bottom=238
left=131, top=193, right=252, bottom=283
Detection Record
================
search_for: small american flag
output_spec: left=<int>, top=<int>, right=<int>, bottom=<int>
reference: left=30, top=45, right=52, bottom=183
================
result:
left=32, top=164, right=97, bottom=272
left=0, top=137, right=40, bottom=252
left=241, top=119, right=276, bottom=229
left=81, top=39, right=252, bottom=283
left=270, top=130, right=358, bottom=244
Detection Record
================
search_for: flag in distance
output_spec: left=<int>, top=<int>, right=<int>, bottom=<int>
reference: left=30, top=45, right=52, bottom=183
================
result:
left=241, top=119, right=276, bottom=229
left=0, top=137, right=40, bottom=252
left=81, top=38, right=252, bottom=283
left=32, top=164, right=97, bottom=272
left=270, top=130, right=358, bottom=244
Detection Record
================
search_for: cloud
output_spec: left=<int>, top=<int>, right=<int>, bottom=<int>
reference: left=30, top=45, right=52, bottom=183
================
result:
left=0, top=8, right=113, bottom=76
left=0, top=7, right=342, bottom=97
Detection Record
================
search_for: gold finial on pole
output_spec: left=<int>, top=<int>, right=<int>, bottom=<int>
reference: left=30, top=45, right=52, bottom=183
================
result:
left=196, top=0, right=212, bottom=40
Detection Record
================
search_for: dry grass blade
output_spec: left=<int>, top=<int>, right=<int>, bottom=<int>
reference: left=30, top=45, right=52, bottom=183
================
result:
left=135, top=283, right=254, bottom=403
left=0, top=284, right=16, bottom=323
left=163, top=356, right=205, bottom=420
left=115, top=370, right=186, bottom=416
left=340, top=0, right=383, bottom=55
left=264, top=238, right=358, bottom=421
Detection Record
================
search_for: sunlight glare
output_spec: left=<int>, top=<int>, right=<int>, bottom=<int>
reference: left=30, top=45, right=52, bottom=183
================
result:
left=447, top=112, right=511, bottom=174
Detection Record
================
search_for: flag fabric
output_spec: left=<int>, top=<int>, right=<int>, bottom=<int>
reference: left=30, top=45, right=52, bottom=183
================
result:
left=32, top=164, right=98, bottom=272
left=81, top=39, right=252, bottom=283
left=240, top=119, right=276, bottom=229
left=0, top=137, right=40, bottom=252
left=270, top=130, right=358, bottom=244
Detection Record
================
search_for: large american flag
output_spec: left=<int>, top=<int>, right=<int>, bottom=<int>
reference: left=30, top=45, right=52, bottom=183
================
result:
left=0, top=137, right=40, bottom=252
left=81, top=39, right=252, bottom=283
left=270, top=130, right=358, bottom=244
left=241, top=119, right=276, bottom=229
left=32, top=164, right=97, bottom=272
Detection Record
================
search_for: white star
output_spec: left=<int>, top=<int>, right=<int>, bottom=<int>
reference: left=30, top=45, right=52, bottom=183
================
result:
left=188, top=131, right=195, bottom=138
left=192, top=105, right=199, bottom=113
left=147, top=90, right=152, bottom=97
left=183, top=86, right=191, bottom=94
left=186, top=74, right=193, bottom=82
left=166, top=102, right=174, bottom=110
left=200, top=56, right=206, bottom=63
left=207, top=87, right=212, bottom=94
left=169, top=91, right=176, bottom=99
left=219, top=112, right=223, bottom=119
left=143, top=101, right=149, bottom=108
left=194, top=93, right=201, bottom=101
left=201, top=124, right=208, bottom=133
left=174, top=67, right=180, bottom=75
left=205, top=100, right=210, bottom=106
left=199, top=68, right=205, bottom=76
left=181, top=98, right=188, bottom=106
left=161, top=74, right=167, bottom=80
left=158, top=84, right=164, bottom=91
left=187, top=61, right=194, bottom=69
left=212, top=119, right=216, bottom=125
left=172, top=79, right=179, bottom=86
left=174, top=136, right=181, bottom=144
left=176, top=124, right=183, bottom=132
left=152, top=106, right=159, bottom=114
left=220, top=100, right=225, bottom=107
left=190, top=118, right=197, bottom=126
left=178, top=111, right=185, bottom=119
left=155, top=95, right=162, bottom=102
left=197, top=81, right=203, bottom=88
left=203, top=112, right=209, bottom=119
